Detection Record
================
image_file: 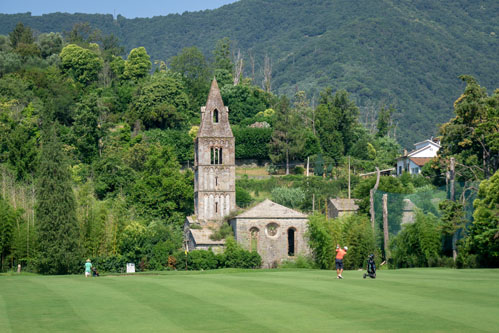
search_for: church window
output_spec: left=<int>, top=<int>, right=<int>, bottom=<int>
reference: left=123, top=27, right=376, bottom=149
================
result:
left=287, top=228, right=296, bottom=256
left=215, top=202, right=218, bottom=213
left=265, top=223, right=279, bottom=237
left=250, top=227, right=259, bottom=252
left=215, top=176, right=218, bottom=186
left=213, top=109, right=219, bottom=123
left=210, top=147, right=223, bottom=165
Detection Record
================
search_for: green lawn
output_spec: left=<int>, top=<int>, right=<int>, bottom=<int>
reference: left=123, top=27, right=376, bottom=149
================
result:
left=1, top=268, right=498, bottom=332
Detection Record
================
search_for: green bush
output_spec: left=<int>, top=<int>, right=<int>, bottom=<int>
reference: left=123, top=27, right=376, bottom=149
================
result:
left=210, top=223, right=234, bottom=241
left=271, top=186, right=305, bottom=209
left=173, top=250, right=218, bottom=270
left=391, top=210, right=441, bottom=268
left=219, top=237, right=262, bottom=269
left=91, top=255, right=127, bottom=273
left=293, top=166, right=304, bottom=175
left=236, top=186, right=253, bottom=208
left=306, top=213, right=342, bottom=269
left=341, top=214, right=377, bottom=270
left=232, top=126, right=271, bottom=160
left=279, top=255, right=316, bottom=269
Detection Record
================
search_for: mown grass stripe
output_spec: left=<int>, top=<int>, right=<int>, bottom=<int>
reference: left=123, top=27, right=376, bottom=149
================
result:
left=0, top=291, right=12, bottom=333
left=0, top=276, right=88, bottom=332
left=0, top=269, right=498, bottom=332
left=102, top=275, right=275, bottom=332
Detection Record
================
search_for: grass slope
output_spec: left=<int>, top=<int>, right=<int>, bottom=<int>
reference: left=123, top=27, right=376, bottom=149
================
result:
left=1, top=268, right=498, bottom=332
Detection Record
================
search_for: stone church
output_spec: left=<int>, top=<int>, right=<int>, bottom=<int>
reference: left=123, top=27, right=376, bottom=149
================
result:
left=185, top=78, right=310, bottom=268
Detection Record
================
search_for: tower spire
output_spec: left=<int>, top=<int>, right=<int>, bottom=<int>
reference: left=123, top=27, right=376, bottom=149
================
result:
left=197, top=77, right=232, bottom=138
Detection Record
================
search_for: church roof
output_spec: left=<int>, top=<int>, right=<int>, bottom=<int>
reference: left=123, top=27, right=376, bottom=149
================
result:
left=329, top=198, right=359, bottom=212
left=189, top=227, right=225, bottom=246
left=197, top=78, right=233, bottom=138
left=235, top=199, right=307, bottom=219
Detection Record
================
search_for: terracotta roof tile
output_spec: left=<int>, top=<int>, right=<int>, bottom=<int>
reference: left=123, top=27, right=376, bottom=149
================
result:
left=409, top=157, right=433, bottom=166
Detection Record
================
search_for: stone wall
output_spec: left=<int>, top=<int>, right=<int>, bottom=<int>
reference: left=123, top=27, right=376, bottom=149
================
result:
left=231, top=217, right=309, bottom=268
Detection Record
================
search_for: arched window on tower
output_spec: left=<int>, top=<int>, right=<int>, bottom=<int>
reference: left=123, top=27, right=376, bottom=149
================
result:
left=213, top=109, right=219, bottom=123
left=210, top=147, right=223, bottom=165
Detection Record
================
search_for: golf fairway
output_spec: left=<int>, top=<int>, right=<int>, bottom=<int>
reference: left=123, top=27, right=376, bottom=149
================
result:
left=0, top=268, right=498, bottom=332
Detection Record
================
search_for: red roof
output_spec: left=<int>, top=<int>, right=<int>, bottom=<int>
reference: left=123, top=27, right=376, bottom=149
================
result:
left=409, top=157, right=433, bottom=166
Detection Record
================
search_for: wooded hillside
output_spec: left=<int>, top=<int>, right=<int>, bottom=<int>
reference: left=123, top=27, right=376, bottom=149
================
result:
left=1, top=0, right=497, bottom=146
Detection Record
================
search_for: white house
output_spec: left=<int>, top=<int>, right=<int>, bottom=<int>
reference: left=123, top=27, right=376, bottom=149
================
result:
left=396, top=138, right=440, bottom=176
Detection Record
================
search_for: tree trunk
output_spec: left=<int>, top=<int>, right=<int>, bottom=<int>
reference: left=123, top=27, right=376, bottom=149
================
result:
left=370, top=189, right=375, bottom=231
left=369, top=167, right=380, bottom=232
left=285, top=148, right=289, bottom=175
left=383, top=194, right=390, bottom=260
left=452, top=232, right=458, bottom=261
left=450, top=157, right=455, bottom=201
left=348, top=156, right=351, bottom=199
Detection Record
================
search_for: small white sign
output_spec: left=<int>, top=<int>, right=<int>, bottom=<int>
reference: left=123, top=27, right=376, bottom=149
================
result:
left=126, top=263, right=135, bottom=273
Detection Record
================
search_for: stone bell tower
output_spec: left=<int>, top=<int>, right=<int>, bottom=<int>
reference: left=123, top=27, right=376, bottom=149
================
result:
left=194, top=78, right=236, bottom=223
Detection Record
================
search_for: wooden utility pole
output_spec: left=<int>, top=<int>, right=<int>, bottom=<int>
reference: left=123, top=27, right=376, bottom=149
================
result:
left=370, top=167, right=381, bottom=231
left=312, top=193, right=315, bottom=212
left=348, top=156, right=351, bottom=199
left=383, top=193, right=390, bottom=260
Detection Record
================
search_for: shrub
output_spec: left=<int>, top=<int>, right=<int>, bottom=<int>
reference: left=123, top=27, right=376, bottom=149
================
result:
left=280, top=255, right=316, bottom=269
left=92, top=255, right=127, bottom=273
left=341, top=214, right=377, bottom=270
left=271, top=186, right=305, bottom=209
left=210, top=223, right=234, bottom=241
left=173, top=250, right=218, bottom=270
left=219, top=237, right=262, bottom=268
left=391, top=210, right=441, bottom=268
left=306, top=213, right=343, bottom=269
left=293, top=166, right=305, bottom=175
left=232, top=126, right=271, bottom=160
left=236, top=186, right=253, bottom=208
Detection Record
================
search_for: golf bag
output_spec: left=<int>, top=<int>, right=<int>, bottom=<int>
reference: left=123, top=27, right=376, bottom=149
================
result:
left=363, top=254, right=376, bottom=279
left=92, top=267, right=100, bottom=277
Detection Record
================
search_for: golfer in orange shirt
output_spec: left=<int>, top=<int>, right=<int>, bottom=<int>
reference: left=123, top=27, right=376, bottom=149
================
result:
left=335, top=244, right=348, bottom=279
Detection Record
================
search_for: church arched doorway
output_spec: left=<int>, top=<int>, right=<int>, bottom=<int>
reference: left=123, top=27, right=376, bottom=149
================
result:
left=287, top=228, right=296, bottom=256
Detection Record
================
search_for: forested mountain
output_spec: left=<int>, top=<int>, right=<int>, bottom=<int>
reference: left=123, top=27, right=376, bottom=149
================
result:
left=1, top=0, right=497, bottom=146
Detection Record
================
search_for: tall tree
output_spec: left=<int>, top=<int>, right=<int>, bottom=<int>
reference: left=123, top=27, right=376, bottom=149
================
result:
left=439, top=76, right=499, bottom=180
left=212, top=37, right=233, bottom=87
left=0, top=197, right=16, bottom=271
left=315, top=88, right=359, bottom=164
left=376, top=105, right=395, bottom=138
left=60, top=44, right=103, bottom=85
left=170, top=46, right=210, bottom=110
left=37, top=32, right=63, bottom=59
left=465, top=170, right=499, bottom=267
left=9, top=22, right=34, bottom=49
left=124, top=47, right=151, bottom=81
left=35, top=126, right=80, bottom=274
left=269, top=96, right=304, bottom=174
left=129, top=72, right=190, bottom=130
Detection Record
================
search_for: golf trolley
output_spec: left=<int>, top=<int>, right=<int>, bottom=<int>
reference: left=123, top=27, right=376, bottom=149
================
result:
left=363, top=254, right=376, bottom=279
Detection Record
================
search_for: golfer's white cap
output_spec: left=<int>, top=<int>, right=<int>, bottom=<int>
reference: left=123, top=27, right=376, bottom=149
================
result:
left=344, top=246, right=348, bottom=250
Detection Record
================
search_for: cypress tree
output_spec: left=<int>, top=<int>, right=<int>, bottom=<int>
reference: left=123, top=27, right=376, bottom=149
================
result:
left=35, top=126, right=80, bottom=274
